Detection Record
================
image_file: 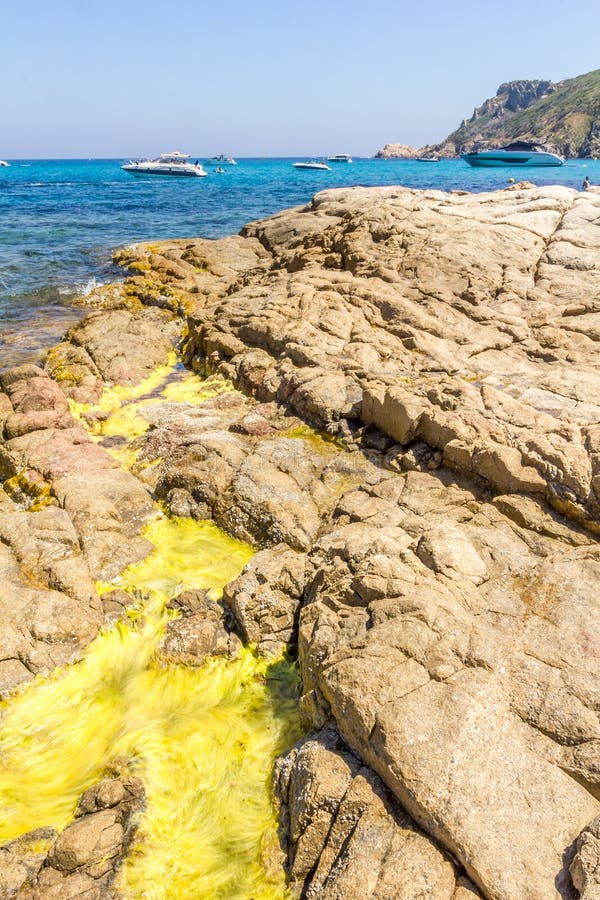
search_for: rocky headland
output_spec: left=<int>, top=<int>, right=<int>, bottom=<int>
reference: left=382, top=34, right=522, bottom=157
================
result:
left=377, top=68, right=600, bottom=158
left=1, top=182, right=600, bottom=898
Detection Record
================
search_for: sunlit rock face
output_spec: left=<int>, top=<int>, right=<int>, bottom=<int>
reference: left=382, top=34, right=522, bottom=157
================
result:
left=3, top=182, right=600, bottom=898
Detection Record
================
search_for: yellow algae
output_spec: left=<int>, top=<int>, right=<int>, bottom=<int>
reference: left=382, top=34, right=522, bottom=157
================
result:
left=0, top=356, right=306, bottom=896
left=0, top=513, right=301, bottom=899
left=282, top=422, right=344, bottom=452
left=2, top=469, right=54, bottom=511
left=0, top=356, right=305, bottom=897
left=159, top=372, right=237, bottom=406
left=69, top=366, right=239, bottom=472
left=97, top=514, right=254, bottom=602
left=67, top=350, right=179, bottom=423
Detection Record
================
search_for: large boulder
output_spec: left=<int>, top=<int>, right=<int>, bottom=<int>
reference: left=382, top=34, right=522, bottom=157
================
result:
left=298, top=470, right=600, bottom=899
left=274, top=728, right=461, bottom=899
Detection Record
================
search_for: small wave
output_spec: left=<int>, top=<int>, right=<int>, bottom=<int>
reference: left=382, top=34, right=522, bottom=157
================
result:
left=58, top=276, right=105, bottom=297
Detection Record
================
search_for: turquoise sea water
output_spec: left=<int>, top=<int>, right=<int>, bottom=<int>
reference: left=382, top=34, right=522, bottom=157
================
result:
left=1, top=156, right=598, bottom=366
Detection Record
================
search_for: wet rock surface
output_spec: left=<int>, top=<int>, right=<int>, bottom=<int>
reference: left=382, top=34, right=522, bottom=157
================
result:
left=2, top=184, right=600, bottom=898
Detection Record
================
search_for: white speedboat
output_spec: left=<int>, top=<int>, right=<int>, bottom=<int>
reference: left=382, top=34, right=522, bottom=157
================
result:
left=293, top=160, right=331, bottom=170
left=416, top=157, right=439, bottom=162
left=327, top=154, right=352, bottom=163
left=0, top=160, right=9, bottom=167
left=462, top=142, right=563, bottom=167
left=122, top=152, right=207, bottom=177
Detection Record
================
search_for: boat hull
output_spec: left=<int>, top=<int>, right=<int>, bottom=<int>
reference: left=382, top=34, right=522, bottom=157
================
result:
left=293, top=163, right=330, bottom=170
left=462, top=151, right=563, bottom=167
left=122, top=166, right=207, bottom=178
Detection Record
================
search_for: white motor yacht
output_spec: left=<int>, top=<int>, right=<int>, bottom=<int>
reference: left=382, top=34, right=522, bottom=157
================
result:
left=462, top=142, right=563, bottom=167
left=122, top=152, right=207, bottom=177
left=293, top=160, right=331, bottom=170
left=327, top=154, right=352, bottom=163
left=0, top=160, right=9, bottom=167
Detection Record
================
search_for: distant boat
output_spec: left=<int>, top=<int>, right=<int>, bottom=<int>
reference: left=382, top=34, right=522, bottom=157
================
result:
left=0, top=160, right=9, bottom=167
left=416, top=157, right=439, bottom=162
left=293, top=160, right=331, bottom=170
left=121, top=152, right=207, bottom=178
left=327, top=154, right=352, bottom=163
left=462, top=142, right=563, bottom=167
left=210, top=154, right=237, bottom=165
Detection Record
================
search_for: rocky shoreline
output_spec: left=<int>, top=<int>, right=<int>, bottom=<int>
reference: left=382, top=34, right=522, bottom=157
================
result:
left=1, top=182, right=600, bottom=898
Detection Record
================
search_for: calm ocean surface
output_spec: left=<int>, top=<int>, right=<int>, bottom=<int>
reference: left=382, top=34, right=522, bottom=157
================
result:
left=1, top=156, right=598, bottom=366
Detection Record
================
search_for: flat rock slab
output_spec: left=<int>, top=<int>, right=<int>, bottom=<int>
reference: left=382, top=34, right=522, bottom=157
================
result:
left=298, top=469, right=600, bottom=899
left=175, top=184, right=600, bottom=530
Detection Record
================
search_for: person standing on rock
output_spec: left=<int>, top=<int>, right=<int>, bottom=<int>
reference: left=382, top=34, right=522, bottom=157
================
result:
left=583, top=175, right=590, bottom=191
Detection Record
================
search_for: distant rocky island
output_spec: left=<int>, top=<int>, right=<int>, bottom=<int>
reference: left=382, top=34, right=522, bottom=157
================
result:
left=377, top=67, right=600, bottom=158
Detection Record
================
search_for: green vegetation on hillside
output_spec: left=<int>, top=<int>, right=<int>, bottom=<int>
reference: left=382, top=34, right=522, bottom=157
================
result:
left=436, top=68, right=600, bottom=158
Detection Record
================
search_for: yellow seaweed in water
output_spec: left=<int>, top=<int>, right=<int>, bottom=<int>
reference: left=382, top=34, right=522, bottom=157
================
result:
left=1, top=359, right=305, bottom=896
left=69, top=364, right=238, bottom=471
left=159, top=372, right=236, bottom=406
left=98, top=514, right=254, bottom=602
left=0, top=514, right=301, bottom=899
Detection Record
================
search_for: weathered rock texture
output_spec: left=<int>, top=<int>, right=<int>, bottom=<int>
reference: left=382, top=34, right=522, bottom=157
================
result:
left=570, top=815, right=600, bottom=900
left=158, top=589, right=242, bottom=665
left=0, top=775, right=144, bottom=899
left=182, top=185, right=600, bottom=533
left=3, top=182, right=600, bottom=898
left=0, top=364, right=155, bottom=695
left=101, top=184, right=600, bottom=898
left=374, top=143, right=420, bottom=159
left=274, top=728, right=467, bottom=899
left=379, top=67, right=600, bottom=158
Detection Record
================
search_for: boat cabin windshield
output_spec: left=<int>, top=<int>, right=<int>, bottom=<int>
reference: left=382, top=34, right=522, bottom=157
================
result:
left=158, top=152, right=190, bottom=163
left=500, top=142, right=546, bottom=152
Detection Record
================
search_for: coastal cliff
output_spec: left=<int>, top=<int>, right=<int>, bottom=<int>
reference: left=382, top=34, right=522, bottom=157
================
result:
left=377, top=68, right=600, bottom=158
left=2, top=183, right=600, bottom=898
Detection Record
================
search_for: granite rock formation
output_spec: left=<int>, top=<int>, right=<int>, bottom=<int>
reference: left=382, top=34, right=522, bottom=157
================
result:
left=379, top=68, right=600, bottom=159
left=2, top=182, right=600, bottom=898
left=0, top=776, right=144, bottom=899
left=374, top=143, right=419, bottom=159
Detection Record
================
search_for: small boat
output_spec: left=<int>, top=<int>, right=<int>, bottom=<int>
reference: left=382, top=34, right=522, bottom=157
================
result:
left=416, top=157, right=439, bottom=162
left=461, top=142, right=563, bottom=168
left=211, top=154, right=237, bottom=165
left=121, top=152, right=207, bottom=178
left=0, top=160, right=9, bottom=167
left=327, top=154, right=352, bottom=163
left=293, top=160, right=331, bottom=170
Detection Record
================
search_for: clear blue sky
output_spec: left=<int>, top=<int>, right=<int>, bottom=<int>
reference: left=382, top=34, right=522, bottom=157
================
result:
left=1, top=0, right=599, bottom=157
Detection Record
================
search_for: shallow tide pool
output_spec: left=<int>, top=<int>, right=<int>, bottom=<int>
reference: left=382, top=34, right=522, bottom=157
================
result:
left=0, top=367, right=303, bottom=899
